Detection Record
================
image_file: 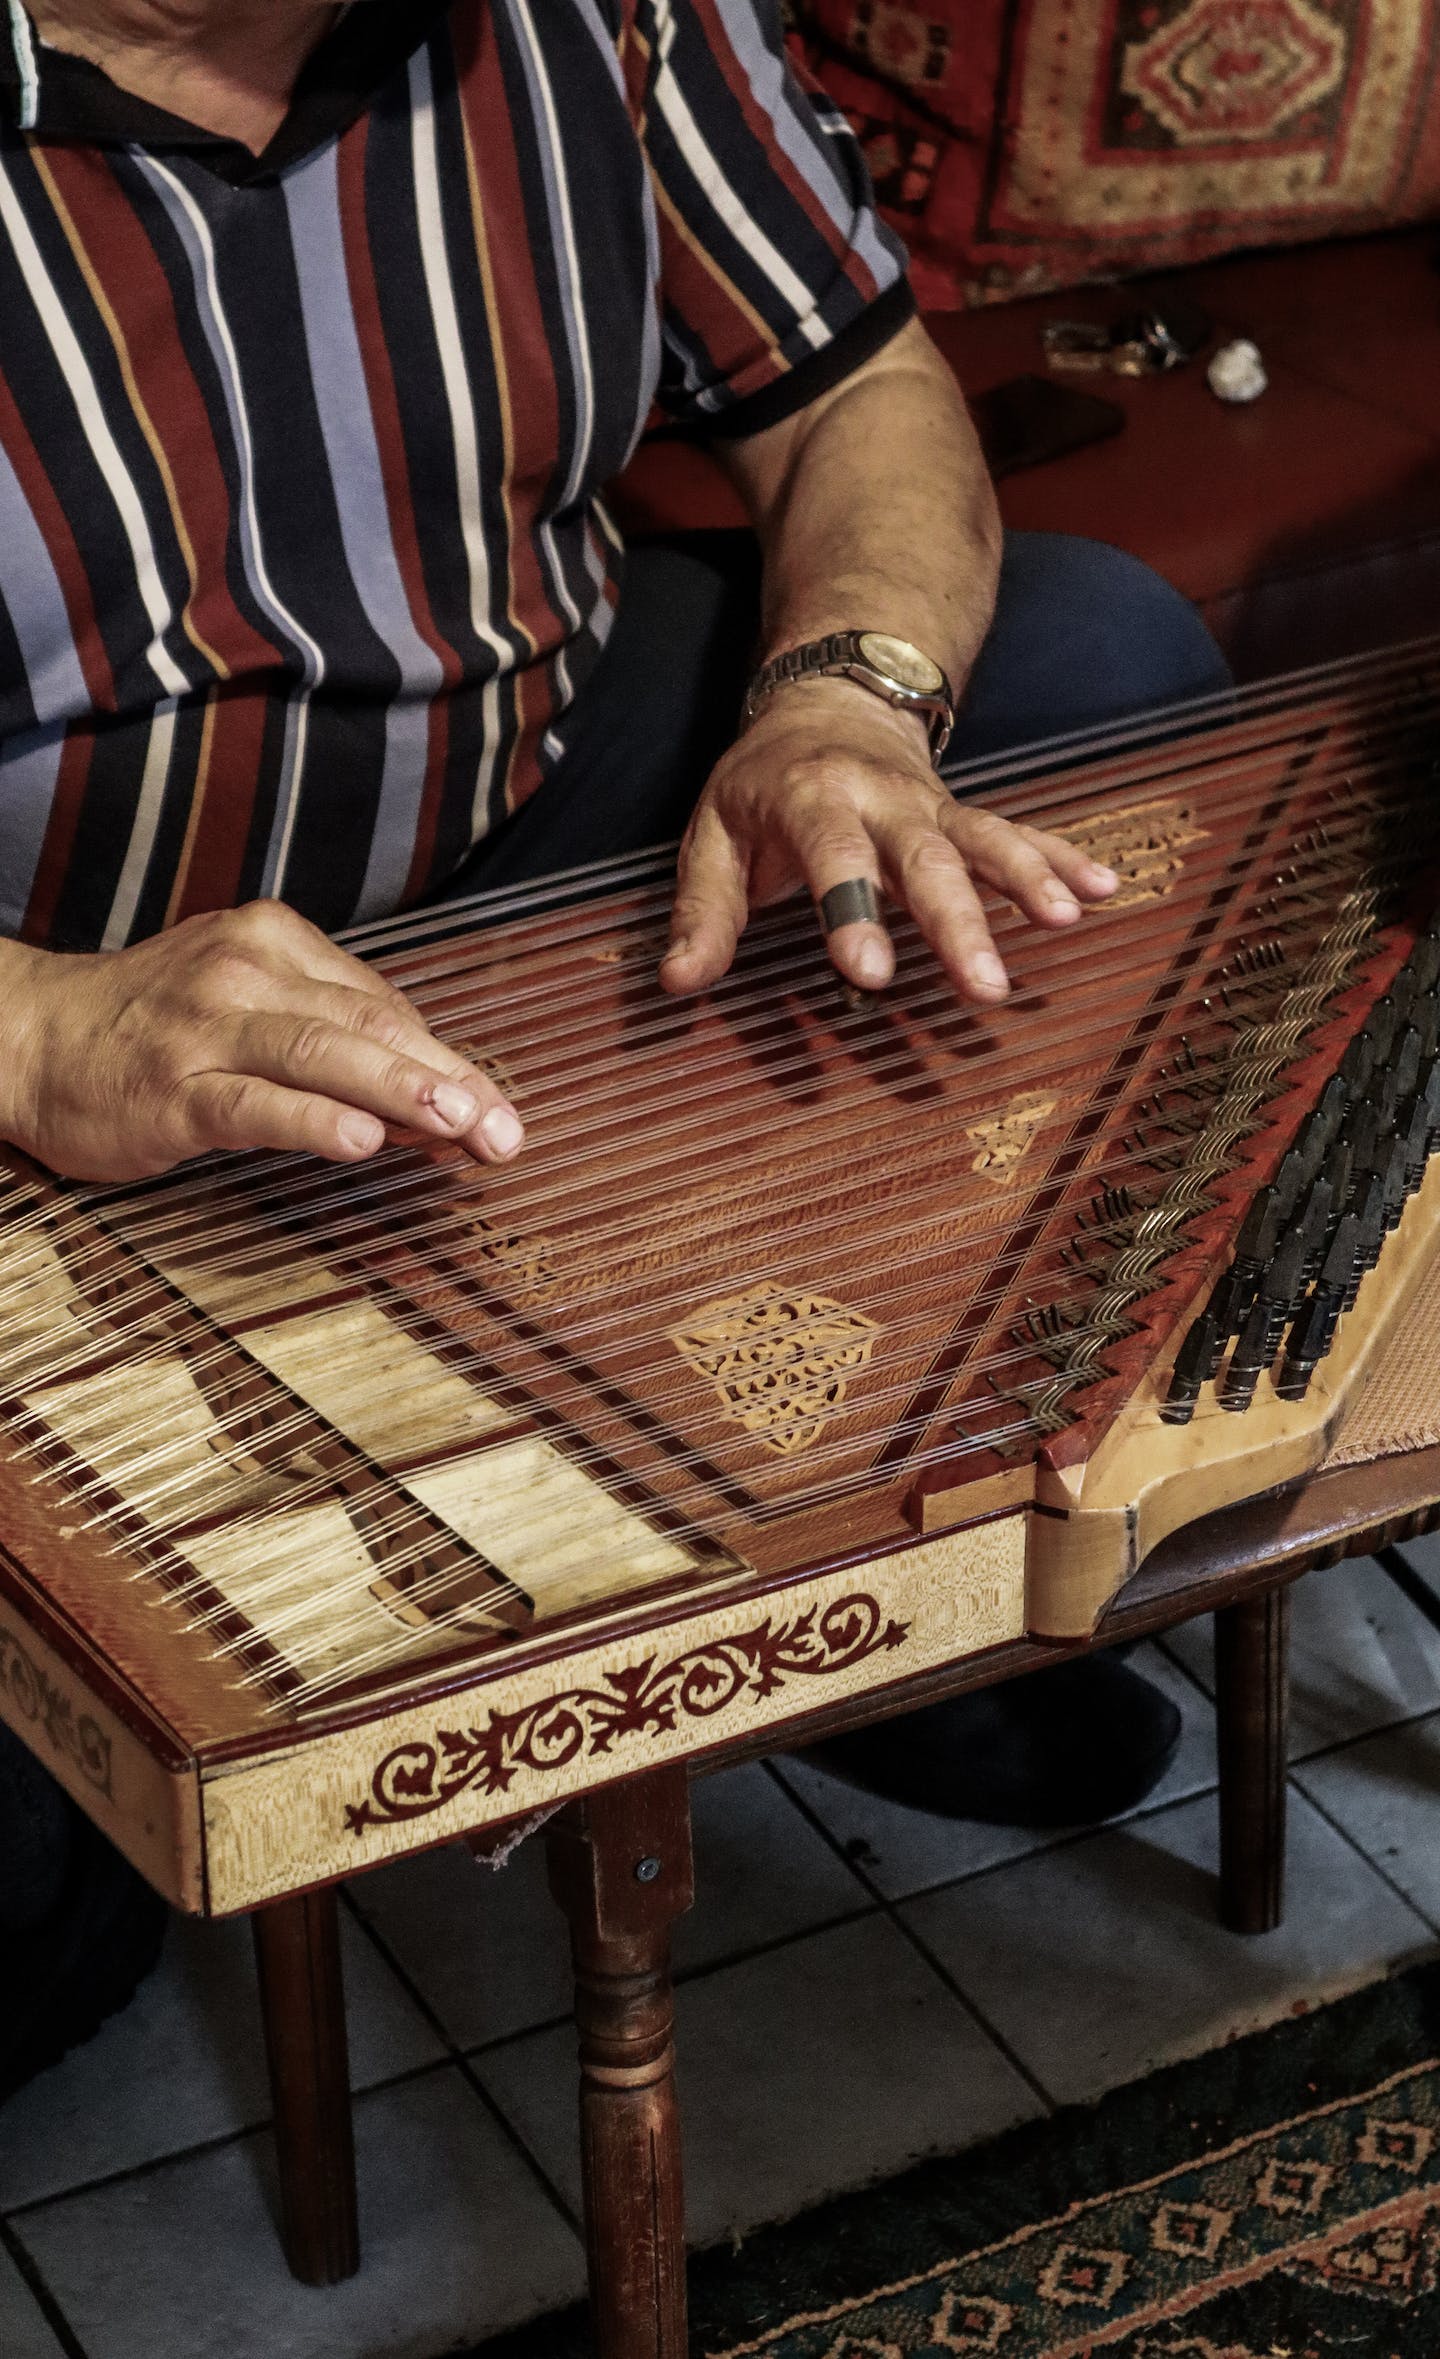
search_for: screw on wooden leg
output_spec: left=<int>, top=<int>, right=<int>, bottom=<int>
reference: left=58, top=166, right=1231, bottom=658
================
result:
left=547, top=1768, right=695, bottom=2359
left=1215, top=1587, right=1291, bottom=1936
left=251, top=1889, right=360, bottom=2285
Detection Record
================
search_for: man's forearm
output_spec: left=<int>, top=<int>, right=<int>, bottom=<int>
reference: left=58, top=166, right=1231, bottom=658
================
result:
left=665, top=314, right=1115, bottom=1010
left=720, top=319, right=1002, bottom=696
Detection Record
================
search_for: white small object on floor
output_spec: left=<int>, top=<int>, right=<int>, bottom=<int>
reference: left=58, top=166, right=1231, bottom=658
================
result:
left=1207, top=337, right=1267, bottom=403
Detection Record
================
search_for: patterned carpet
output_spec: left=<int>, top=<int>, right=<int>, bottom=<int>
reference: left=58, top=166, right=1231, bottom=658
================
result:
left=471, top=1960, right=1440, bottom=2358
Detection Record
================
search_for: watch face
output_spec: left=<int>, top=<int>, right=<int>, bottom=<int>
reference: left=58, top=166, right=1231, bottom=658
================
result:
left=856, top=632, right=946, bottom=696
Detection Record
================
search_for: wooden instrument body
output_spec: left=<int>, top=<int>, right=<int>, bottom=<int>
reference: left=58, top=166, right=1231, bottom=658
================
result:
left=3, top=649, right=1440, bottom=1914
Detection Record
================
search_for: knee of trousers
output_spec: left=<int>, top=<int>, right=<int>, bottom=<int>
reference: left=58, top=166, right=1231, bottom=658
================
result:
left=967, top=530, right=1233, bottom=748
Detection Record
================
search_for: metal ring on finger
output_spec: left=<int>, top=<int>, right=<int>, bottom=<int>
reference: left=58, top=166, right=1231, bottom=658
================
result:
left=818, top=878, right=881, bottom=935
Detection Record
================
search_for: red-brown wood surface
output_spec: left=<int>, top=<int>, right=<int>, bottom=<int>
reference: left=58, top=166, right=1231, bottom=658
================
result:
left=547, top=1767, right=694, bottom=2359
left=1215, top=1589, right=1291, bottom=1935
left=0, top=647, right=1434, bottom=1797
left=252, top=1889, right=361, bottom=2285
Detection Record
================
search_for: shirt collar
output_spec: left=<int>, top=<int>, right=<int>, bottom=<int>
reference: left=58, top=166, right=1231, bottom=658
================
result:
left=1, top=1, right=456, bottom=182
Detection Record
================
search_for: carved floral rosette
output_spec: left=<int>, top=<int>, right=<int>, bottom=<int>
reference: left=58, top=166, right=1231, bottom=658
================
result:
left=668, top=1282, right=882, bottom=1457
left=346, top=1592, right=909, bottom=1833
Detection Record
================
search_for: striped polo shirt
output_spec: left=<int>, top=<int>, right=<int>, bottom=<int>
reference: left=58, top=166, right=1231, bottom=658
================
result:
left=0, top=0, right=909, bottom=951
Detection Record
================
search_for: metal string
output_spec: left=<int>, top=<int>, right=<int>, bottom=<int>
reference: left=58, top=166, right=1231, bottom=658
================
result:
left=12, top=728, right=1420, bottom=1301
left=4, top=650, right=1435, bottom=1706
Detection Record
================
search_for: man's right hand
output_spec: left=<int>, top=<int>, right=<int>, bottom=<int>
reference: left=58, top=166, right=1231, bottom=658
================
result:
left=0, top=900, right=526, bottom=1184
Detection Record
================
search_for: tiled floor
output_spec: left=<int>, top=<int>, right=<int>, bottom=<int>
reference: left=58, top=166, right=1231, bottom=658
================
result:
left=6, top=1551, right=1440, bottom=2358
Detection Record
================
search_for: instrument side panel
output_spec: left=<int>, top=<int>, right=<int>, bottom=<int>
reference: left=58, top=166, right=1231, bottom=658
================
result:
left=0, top=1562, right=204, bottom=1911
left=196, top=1517, right=1027, bottom=1912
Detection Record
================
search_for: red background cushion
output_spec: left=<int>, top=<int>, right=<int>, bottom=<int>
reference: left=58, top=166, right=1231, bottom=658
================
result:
left=787, top=0, right=1440, bottom=310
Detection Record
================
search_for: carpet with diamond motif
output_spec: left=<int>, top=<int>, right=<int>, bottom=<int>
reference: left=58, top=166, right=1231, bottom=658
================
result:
left=471, top=1960, right=1440, bottom=2357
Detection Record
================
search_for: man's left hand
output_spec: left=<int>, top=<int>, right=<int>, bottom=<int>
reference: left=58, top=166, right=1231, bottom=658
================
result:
left=660, top=680, right=1117, bottom=1004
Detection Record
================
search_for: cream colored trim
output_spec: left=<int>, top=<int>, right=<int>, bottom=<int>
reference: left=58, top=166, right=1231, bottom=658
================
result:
left=200, top=1520, right=1026, bottom=1911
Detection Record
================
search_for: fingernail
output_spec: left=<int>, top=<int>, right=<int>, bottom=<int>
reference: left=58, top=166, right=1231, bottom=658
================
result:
left=1048, top=890, right=1082, bottom=919
left=1089, top=862, right=1119, bottom=888
left=855, top=938, right=890, bottom=987
left=340, top=1113, right=384, bottom=1154
left=663, top=938, right=690, bottom=965
left=482, top=1105, right=526, bottom=1158
left=974, top=953, right=1009, bottom=992
left=429, top=1082, right=478, bottom=1130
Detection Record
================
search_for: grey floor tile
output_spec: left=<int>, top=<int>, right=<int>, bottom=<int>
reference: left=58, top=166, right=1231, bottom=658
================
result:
left=348, top=1839, right=573, bottom=2055
left=16, top=2066, right=584, bottom=2359
left=903, top=1788, right=1432, bottom=2109
left=479, top=1913, right=1041, bottom=2249
left=0, top=2244, right=68, bottom=2359
left=1387, top=1530, right=1440, bottom=1592
left=1162, top=1556, right=1440, bottom=1756
left=348, top=1764, right=870, bottom=2052
left=676, top=1764, right=875, bottom=1970
left=1295, top=1708, right=1440, bottom=1927
left=774, top=1641, right=1214, bottom=1900
left=0, top=1904, right=443, bottom=2212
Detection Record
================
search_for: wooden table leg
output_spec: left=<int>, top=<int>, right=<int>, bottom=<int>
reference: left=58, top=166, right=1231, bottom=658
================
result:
left=251, top=1889, right=360, bottom=2286
left=547, top=1768, right=695, bottom=2359
left=1214, top=1586, right=1291, bottom=1936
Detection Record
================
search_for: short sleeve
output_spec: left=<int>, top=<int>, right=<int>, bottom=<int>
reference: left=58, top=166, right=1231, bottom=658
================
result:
left=635, top=0, right=914, bottom=435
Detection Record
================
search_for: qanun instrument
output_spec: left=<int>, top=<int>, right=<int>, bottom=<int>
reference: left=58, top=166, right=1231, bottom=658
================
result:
left=3, top=637, right=1440, bottom=1914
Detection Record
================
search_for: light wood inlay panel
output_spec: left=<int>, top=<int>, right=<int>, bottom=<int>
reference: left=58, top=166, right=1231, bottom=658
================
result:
left=405, top=1436, right=698, bottom=1612
left=240, top=1305, right=510, bottom=1463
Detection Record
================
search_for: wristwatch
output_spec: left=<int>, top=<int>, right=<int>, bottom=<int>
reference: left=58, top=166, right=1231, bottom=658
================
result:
left=742, top=631, right=956, bottom=762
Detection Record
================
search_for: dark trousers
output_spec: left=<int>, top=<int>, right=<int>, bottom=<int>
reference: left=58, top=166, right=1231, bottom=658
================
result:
left=439, top=527, right=1232, bottom=901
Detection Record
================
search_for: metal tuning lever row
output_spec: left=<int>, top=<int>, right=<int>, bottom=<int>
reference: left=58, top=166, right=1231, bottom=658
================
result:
left=1161, top=919, right=1440, bottom=1425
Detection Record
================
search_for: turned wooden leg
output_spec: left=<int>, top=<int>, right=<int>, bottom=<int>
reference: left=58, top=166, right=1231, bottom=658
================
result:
left=547, top=1768, right=695, bottom=2359
left=251, top=1889, right=360, bottom=2286
left=1214, top=1587, right=1291, bottom=1936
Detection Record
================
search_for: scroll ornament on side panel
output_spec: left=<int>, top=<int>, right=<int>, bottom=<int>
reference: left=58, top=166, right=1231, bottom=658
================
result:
left=345, top=1594, right=910, bottom=1831
left=0, top=1626, right=113, bottom=1797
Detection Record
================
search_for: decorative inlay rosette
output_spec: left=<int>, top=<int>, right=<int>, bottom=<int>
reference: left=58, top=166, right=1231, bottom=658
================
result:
left=668, top=1282, right=882, bottom=1456
left=0, top=1626, right=112, bottom=1797
left=1063, top=796, right=1210, bottom=908
left=345, top=1593, right=909, bottom=1831
left=462, top=1215, right=559, bottom=1304
left=966, top=1092, right=1058, bottom=1183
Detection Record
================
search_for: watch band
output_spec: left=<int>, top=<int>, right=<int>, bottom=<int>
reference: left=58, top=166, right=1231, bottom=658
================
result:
left=742, top=631, right=955, bottom=761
